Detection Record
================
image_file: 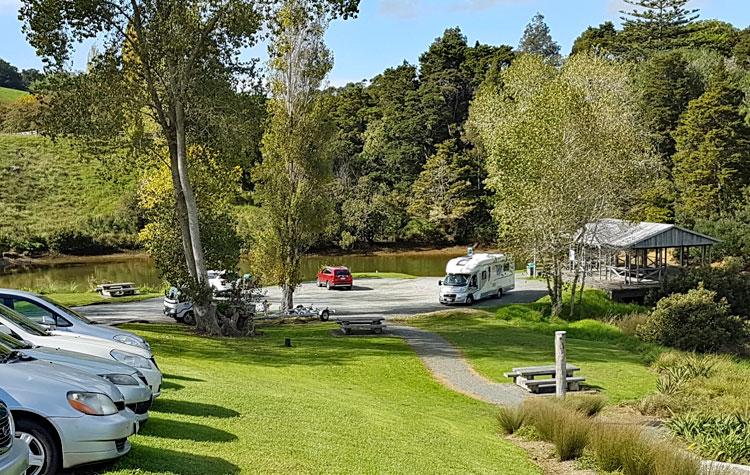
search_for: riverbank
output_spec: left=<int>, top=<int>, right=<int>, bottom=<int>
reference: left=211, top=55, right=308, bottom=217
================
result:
left=0, top=251, right=150, bottom=271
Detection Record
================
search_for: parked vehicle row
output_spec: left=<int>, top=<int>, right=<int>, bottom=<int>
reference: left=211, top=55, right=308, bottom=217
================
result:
left=0, top=289, right=162, bottom=475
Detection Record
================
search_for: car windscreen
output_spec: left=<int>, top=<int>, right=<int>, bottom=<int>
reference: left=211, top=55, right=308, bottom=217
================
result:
left=443, top=274, right=468, bottom=286
left=0, top=304, right=49, bottom=336
left=39, top=296, right=93, bottom=324
left=334, top=270, right=350, bottom=276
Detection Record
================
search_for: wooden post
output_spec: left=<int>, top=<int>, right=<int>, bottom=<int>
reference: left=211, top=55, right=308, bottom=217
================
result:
left=555, top=331, right=567, bottom=399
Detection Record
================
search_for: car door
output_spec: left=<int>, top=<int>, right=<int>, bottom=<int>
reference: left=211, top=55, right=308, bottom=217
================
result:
left=5, top=297, right=71, bottom=330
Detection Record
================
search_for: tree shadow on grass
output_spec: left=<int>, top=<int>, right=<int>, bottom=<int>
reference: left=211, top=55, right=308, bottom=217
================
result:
left=163, top=373, right=205, bottom=382
left=161, top=380, right=185, bottom=391
left=72, top=446, right=240, bottom=475
left=153, top=399, right=240, bottom=418
left=142, top=417, right=238, bottom=442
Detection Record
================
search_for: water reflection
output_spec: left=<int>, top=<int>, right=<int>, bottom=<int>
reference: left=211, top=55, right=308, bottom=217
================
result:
left=0, top=251, right=467, bottom=290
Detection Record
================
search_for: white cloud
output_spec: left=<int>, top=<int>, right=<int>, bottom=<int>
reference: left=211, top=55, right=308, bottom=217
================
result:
left=378, top=0, right=421, bottom=19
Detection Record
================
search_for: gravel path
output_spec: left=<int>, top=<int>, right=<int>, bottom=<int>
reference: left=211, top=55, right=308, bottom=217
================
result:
left=390, top=325, right=528, bottom=406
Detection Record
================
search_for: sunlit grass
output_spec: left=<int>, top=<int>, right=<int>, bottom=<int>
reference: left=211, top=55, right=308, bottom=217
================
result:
left=97, top=323, right=540, bottom=474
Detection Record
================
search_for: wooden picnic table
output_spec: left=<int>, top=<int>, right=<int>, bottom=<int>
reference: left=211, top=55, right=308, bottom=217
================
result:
left=504, top=364, right=586, bottom=393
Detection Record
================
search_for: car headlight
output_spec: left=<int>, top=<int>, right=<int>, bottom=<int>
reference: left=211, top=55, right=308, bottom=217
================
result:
left=100, top=373, right=140, bottom=386
left=67, top=392, right=118, bottom=416
left=113, top=334, right=150, bottom=350
left=110, top=350, right=152, bottom=369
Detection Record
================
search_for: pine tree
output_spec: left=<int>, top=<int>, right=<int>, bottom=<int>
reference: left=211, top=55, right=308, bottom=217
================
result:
left=672, top=67, right=750, bottom=224
left=518, top=13, right=561, bottom=65
left=619, top=0, right=700, bottom=55
left=571, top=22, right=618, bottom=55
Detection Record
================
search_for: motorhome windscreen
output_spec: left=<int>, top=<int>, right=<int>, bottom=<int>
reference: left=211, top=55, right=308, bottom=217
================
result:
left=444, top=274, right=468, bottom=286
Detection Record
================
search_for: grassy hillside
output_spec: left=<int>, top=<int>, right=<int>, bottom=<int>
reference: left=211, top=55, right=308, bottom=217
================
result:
left=0, top=134, right=137, bottom=243
left=0, top=87, right=27, bottom=104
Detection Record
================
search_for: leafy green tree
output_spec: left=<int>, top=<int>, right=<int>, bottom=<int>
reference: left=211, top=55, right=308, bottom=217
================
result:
left=619, top=0, right=700, bottom=55
left=518, top=13, right=561, bottom=64
left=470, top=54, right=654, bottom=317
left=686, top=20, right=738, bottom=56
left=571, top=22, right=618, bottom=55
left=20, top=0, right=356, bottom=334
left=0, top=59, right=25, bottom=90
left=733, top=27, right=750, bottom=69
left=407, top=140, right=477, bottom=242
left=251, top=0, right=337, bottom=310
left=672, top=68, right=750, bottom=224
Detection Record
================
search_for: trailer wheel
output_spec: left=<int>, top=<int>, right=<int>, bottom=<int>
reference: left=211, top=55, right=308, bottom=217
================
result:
left=182, top=311, right=196, bottom=326
left=320, top=310, right=330, bottom=321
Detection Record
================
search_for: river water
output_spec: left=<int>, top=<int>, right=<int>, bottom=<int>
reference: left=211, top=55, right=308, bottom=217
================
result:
left=0, top=251, right=468, bottom=290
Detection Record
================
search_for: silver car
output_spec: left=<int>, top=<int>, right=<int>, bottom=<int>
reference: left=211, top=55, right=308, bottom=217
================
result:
left=0, top=401, right=29, bottom=475
left=0, top=345, right=138, bottom=475
left=0, top=289, right=151, bottom=351
left=0, top=333, right=152, bottom=426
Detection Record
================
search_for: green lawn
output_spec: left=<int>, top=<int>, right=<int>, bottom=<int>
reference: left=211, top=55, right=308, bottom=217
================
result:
left=406, top=305, right=658, bottom=403
left=46, top=292, right=162, bottom=307
left=352, top=272, right=416, bottom=279
left=0, top=87, right=27, bottom=103
left=101, top=323, right=540, bottom=474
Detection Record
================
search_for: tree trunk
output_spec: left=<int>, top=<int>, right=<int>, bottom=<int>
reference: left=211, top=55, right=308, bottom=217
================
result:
left=167, top=139, right=197, bottom=280
left=568, top=269, right=579, bottom=320
left=551, top=258, right=563, bottom=318
left=281, top=284, right=294, bottom=312
left=174, top=98, right=221, bottom=335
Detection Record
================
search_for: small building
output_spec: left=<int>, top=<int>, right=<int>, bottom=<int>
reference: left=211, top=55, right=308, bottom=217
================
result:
left=574, top=219, right=720, bottom=288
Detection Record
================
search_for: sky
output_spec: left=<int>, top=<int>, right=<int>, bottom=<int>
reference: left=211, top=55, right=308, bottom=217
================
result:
left=1, top=0, right=749, bottom=86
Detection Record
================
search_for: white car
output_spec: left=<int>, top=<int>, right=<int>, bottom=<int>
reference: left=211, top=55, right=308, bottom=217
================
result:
left=0, top=305, right=162, bottom=397
left=0, top=289, right=150, bottom=351
left=208, top=270, right=232, bottom=294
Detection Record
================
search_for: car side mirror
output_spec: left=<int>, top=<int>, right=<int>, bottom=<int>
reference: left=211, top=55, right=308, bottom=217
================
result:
left=40, top=315, right=56, bottom=327
left=438, top=280, right=442, bottom=286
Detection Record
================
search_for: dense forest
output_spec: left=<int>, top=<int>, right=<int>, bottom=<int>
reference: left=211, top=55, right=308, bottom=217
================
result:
left=1, top=0, right=749, bottom=261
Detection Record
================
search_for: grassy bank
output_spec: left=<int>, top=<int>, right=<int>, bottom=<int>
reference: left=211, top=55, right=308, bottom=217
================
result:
left=0, top=134, right=138, bottom=246
left=102, top=323, right=540, bottom=474
left=0, top=87, right=27, bottom=103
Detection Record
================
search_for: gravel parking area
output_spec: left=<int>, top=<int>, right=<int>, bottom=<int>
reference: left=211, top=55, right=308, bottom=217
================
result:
left=77, top=276, right=548, bottom=324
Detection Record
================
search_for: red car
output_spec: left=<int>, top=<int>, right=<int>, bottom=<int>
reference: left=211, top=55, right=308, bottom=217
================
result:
left=316, top=266, right=353, bottom=290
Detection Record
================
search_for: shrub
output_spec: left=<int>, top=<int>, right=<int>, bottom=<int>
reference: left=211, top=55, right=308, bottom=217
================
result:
left=637, top=287, right=747, bottom=353
left=647, top=266, right=750, bottom=321
left=637, top=393, right=686, bottom=418
left=497, top=405, right=526, bottom=434
left=612, top=312, right=649, bottom=336
left=565, top=394, right=607, bottom=417
left=668, top=412, right=750, bottom=464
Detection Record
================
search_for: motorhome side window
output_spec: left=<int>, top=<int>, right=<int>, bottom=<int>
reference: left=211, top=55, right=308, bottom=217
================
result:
left=481, top=271, right=487, bottom=281
left=495, top=265, right=501, bottom=276
left=503, top=262, right=511, bottom=272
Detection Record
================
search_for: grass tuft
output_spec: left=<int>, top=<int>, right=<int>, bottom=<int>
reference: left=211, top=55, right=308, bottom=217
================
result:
left=564, top=394, right=607, bottom=417
left=497, top=405, right=526, bottom=434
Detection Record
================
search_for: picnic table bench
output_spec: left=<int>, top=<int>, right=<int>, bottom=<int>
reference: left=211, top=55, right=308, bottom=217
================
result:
left=338, top=317, right=386, bottom=335
left=504, top=364, right=585, bottom=393
left=95, top=282, right=139, bottom=298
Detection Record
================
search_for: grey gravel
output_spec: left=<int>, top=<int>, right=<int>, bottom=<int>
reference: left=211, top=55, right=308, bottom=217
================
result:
left=390, top=325, right=528, bottom=406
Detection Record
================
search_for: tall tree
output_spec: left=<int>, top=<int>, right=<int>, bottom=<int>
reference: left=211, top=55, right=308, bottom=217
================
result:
left=619, top=0, right=700, bottom=55
left=251, top=0, right=337, bottom=311
left=672, top=68, right=750, bottom=224
left=518, top=13, right=561, bottom=65
left=571, top=22, right=618, bottom=55
left=20, top=0, right=357, bottom=334
left=0, top=59, right=25, bottom=90
left=470, top=54, right=654, bottom=317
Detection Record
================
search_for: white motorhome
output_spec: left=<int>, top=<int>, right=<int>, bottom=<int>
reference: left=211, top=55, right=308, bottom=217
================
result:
left=438, top=251, right=514, bottom=305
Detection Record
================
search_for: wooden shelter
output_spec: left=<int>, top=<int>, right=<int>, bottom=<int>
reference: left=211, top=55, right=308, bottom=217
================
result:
left=575, top=219, right=720, bottom=285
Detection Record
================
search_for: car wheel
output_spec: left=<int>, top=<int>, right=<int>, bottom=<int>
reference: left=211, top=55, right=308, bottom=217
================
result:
left=16, top=418, right=61, bottom=475
left=320, top=310, right=330, bottom=321
left=182, top=311, right=196, bottom=326
left=326, top=281, right=331, bottom=290
left=466, top=295, right=474, bottom=306
left=316, top=280, right=322, bottom=287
